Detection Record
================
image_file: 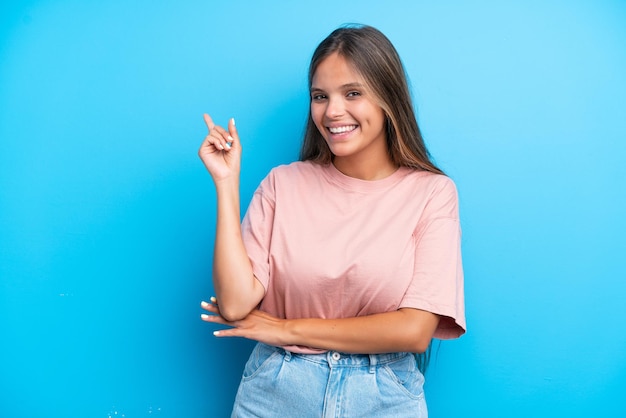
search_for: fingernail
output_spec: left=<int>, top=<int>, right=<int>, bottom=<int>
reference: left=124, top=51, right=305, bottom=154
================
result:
left=213, top=331, right=221, bottom=336
left=225, top=142, right=232, bottom=149
left=201, top=314, right=209, bottom=320
left=231, top=118, right=236, bottom=126
left=201, top=301, right=208, bottom=307
left=210, top=296, right=217, bottom=303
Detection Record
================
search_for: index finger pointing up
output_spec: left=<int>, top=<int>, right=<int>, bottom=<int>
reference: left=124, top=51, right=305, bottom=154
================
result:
left=203, top=113, right=215, bottom=132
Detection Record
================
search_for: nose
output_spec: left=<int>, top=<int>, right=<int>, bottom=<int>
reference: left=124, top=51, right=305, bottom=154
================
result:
left=325, top=96, right=345, bottom=119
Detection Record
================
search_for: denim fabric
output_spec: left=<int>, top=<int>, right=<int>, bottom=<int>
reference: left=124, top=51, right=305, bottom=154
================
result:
left=231, top=343, right=427, bottom=417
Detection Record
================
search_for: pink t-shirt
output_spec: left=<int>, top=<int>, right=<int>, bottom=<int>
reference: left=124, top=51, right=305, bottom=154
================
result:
left=241, top=161, right=465, bottom=353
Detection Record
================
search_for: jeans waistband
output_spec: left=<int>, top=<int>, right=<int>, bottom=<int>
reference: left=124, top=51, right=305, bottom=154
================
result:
left=262, top=343, right=411, bottom=370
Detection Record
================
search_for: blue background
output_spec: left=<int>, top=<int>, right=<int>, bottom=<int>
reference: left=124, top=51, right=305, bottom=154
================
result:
left=1, top=1, right=625, bottom=417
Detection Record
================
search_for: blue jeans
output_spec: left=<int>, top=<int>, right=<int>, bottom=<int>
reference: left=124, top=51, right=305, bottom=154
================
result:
left=231, top=343, right=427, bottom=417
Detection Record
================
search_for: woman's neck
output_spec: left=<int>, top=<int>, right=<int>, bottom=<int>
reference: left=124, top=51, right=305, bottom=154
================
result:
left=332, top=155, right=398, bottom=181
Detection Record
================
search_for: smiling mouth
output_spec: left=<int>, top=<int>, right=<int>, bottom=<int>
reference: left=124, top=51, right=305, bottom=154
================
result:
left=328, top=125, right=358, bottom=134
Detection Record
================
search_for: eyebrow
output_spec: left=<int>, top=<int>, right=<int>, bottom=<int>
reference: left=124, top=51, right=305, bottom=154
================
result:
left=310, top=82, right=365, bottom=92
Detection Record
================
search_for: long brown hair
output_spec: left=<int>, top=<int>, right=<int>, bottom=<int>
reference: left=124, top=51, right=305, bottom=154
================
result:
left=299, top=24, right=444, bottom=175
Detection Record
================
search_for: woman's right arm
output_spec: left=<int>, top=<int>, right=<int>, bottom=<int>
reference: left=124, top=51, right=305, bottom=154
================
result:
left=199, top=114, right=265, bottom=321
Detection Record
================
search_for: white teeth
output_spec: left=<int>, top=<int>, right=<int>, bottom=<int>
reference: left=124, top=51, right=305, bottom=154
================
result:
left=328, top=125, right=357, bottom=134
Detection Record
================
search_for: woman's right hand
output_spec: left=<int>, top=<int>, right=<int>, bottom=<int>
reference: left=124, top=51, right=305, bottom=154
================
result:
left=198, top=113, right=241, bottom=183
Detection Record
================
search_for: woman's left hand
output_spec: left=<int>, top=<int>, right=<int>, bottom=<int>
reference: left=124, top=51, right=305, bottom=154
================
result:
left=200, top=299, right=290, bottom=347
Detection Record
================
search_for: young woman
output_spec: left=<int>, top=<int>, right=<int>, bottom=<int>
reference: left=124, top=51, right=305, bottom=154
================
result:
left=199, top=25, right=465, bottom=417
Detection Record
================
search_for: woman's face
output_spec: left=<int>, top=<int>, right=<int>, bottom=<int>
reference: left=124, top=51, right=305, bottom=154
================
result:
left=310, top=53, right=388, bottom=168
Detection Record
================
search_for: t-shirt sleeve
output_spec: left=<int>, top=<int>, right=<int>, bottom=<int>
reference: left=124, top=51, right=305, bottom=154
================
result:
left=241, top=173, right=276, bottom=293
left=399, top=176, right=466, bottom=339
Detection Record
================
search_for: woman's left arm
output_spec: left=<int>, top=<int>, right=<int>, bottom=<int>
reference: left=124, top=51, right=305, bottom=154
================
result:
left=201, top=301, right=439, bottom=354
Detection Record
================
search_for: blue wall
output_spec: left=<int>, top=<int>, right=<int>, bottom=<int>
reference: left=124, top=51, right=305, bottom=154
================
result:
left=1, top=1, right=625, bottom=416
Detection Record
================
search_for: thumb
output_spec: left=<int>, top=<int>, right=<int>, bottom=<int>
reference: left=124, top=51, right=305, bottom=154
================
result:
left=203, top=113, right=215, bottom=133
